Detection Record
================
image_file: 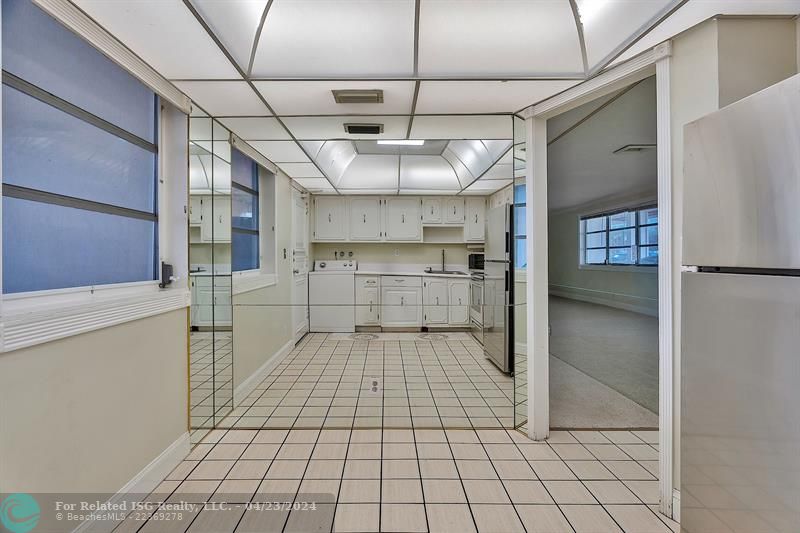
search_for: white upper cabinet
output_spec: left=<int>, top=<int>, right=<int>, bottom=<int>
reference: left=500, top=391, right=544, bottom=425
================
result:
left=384, top=197, right=422, bottom=241
left=444, top=197, right=465, bottom=224
left=465, top=197, right=486, bottom=242
left=349, top=197, right=382, bottom=241
left=421, top=197, right=442, bottom=224
left=313, top=196, right=347, bottom=241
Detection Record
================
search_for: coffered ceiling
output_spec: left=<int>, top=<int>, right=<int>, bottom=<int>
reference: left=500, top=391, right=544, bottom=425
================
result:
left=72, top=0, right=800, bottom=194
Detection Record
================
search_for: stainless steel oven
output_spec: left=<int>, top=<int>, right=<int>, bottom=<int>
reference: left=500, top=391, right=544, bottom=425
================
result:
left=469, top=272, right=484, bottom=344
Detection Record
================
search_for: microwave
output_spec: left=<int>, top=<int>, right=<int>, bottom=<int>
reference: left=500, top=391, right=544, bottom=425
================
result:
left=468, top=253, right=484, bottom=270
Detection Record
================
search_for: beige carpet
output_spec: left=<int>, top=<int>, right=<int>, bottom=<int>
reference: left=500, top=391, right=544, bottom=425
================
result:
left=550, top=355, right=658, bottom=429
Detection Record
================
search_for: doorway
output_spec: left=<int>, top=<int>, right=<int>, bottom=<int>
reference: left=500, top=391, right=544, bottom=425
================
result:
left=546, top=76, right=660, bottom=429
left=291, top=187, right=310, bottom=343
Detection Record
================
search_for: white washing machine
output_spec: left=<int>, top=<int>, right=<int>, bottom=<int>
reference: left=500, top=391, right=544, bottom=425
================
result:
left=308, top=260, right=356, bottom=332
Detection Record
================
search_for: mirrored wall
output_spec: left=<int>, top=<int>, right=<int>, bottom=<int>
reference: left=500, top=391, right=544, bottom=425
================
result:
left=188, top=112, right=233, bottom=444
left=513, top=115, right=528, bottom=429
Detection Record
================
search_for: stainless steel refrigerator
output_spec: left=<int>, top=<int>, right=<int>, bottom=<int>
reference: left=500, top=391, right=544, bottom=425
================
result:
left=681, top=74, right=799, bottom=532
left=483, top=204, right=514, bottom=374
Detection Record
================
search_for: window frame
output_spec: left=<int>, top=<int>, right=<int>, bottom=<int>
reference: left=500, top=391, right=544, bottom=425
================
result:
left=231, top=152, right=260, bottom=274
left=512, top=182, right=527, bottom=270
left=579, top=205, right=658, bottom=269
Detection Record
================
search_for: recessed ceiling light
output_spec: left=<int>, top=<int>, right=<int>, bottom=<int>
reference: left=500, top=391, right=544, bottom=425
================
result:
left=377, top=140, right=425, bottom=146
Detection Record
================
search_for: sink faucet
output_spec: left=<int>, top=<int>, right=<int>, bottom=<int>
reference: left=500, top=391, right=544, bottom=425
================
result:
left=441, top=248, right=445, bottom=272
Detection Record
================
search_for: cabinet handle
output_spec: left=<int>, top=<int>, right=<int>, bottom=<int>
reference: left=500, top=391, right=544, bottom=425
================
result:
left=400, top=296, right=405, bottom=306
left=475, top=214, right=478, bottom=223
left=401, top=214, right=405, bottom=223
left=328, top=214, right=331, bottom=223
left=369, top=301, right=373, bottom=312
left=436, top=296, right=439, bottom=305
left=431, top=207, right=434, bottom=215
left=459, top=298, right=462, bottom=305
left=454, top=205, right=457, bottom=215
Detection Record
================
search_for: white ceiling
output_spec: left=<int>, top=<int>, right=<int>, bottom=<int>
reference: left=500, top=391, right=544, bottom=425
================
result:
left=73, top=0, right=800, bottom=195
left=548, top=76, right=657, bottom=211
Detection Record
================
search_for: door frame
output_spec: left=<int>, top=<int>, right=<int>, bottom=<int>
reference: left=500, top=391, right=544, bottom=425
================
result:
left=291, top=187, right=310, bottom=343
left=519, top=42, right=675, bottom=518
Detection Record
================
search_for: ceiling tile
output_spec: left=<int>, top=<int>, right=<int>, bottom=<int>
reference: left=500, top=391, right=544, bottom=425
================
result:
left=291, top=177, right=335, bottom=192
left=409, top=115, right=512, bottom=140
left=418, top=0, right=583, bottom=76
left=277, top=162, right=323, bottom=178
left=217, top=117, right=291, bottom=140
left=251, top=0, right=415, bottom=77
left=253, top=81, right=416, bottom=115
left=282, top=116, right=410, bottom=140
left=248, top=141, right=310, bottom=163
left=192, top=0, right=268, bottom=71
left=174, top=81, right=271, bottom=116
left=416, top=80, right=581, bottom=114
left=73, top=0, right=240, bottom=79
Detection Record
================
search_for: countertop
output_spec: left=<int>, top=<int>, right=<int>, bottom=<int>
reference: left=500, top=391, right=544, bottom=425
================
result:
left=356, top=270, right=471, bottom=279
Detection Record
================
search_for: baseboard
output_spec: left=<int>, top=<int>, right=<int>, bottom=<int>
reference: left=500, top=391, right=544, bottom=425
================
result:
left=75, top=432, right=190, bottom=533
left=672, top=489, right=680, bottom=523
left=549, top=288, right=658, bottom=317
left=234, top=338, right=294, bottom=405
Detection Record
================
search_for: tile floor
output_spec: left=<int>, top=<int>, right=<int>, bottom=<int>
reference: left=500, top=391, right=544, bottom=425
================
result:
left=216, top=333, right=517, bottom=430
left=191, top=331, right=234, bottom=442
left=118, top=428, right=677, bottom=533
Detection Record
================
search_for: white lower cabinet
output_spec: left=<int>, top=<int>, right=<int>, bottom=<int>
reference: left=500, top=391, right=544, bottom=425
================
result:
left=355, top=275, right=380, bottom=326
left=380, top=276, right=422, bottom=327
left=447, top=279, right=469, bottom=325
left=191, top=275, right=232, bottom=327
left=423, top=278, right=448, bottom=325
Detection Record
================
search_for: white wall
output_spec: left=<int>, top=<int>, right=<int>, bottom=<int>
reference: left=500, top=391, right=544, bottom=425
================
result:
left=0, top=309, right=188, bottom=493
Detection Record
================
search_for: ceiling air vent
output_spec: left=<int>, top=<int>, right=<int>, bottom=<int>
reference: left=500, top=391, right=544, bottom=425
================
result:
left=344, top=123, right=384, bottom=135
left=332, top=89, right=384, bottom=104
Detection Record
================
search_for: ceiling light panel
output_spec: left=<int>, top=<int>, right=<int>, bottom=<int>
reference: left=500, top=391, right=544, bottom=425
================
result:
left=191, top=0, right=268, bottom=71
left=251, top=0, right=415, bottom=77
left=463, top=179, right=511, bottom=194
left=277, top=162, right=324, bottom=178
left=482, top=163, right=514, bottom=180
left=418, top=0, right=583, bottom=76
left=253, top=81, right=415, bottom=115
left=312, top=141, right=358, bottom=186
left=248, top=141, right=310, bottom=163
left=73, top=0, right=240, bottom=79
left=578, top=0, right=674, bottom=69
left=400, top=156, right=460, bottom=191
left=415, top=80, right=580, bottom=114
left=217, top=117, right=291, bottom=140
left=615, top=0, right=800, bottom=65
left=441, top=151, right=474, bottom=188
left=410, top=116, right=512, bottom=140
left=282, top=116, right=410, bottom=140
left=174, top=81, right=271, bottom=116
left=339, top=155, right=400, bottom=190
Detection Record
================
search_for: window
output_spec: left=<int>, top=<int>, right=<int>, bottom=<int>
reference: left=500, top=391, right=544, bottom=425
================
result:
left=513, top=183, right=527, bottom=269
left=580, top=206, right=658, bottom=266
left=2, top=0, right=159, bottom=294
left=231, top=148, right=260, bottom=272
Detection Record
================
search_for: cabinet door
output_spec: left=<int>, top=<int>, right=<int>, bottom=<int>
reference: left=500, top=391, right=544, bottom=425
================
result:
left=465, top=198, right=486, bottom=242
left=385, top=197, right=421, bottom=241
left=424, top=278, right=448, bottom=325
left=200, top=196, right=213, bottom=242
left=381, top=287, right=422, bottom=326
left=356, top=276, right=380, bottom=325
left=448, top=280, right=469, bottom=325
left=213, top=196, right=231, bottom=242
left=189, top=196, right=203, bottom=225
left=444, top=197, right=465, bottom=224
left=314, top=196, right=347, bottom=241
left=349, top=197, right=382, bottom=241
left=421, top=198, right=442, bottom=224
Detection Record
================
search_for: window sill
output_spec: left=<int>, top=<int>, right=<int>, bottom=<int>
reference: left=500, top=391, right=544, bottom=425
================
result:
left=578, top=264, right=658, bottom=273
left=232, top=271, right=277, bottom=295
left=1, top=282, right=190, bottom=352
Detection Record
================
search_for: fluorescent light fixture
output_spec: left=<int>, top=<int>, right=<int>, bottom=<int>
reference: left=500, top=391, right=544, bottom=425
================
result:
left=376, top=140, right=425, bottom=146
